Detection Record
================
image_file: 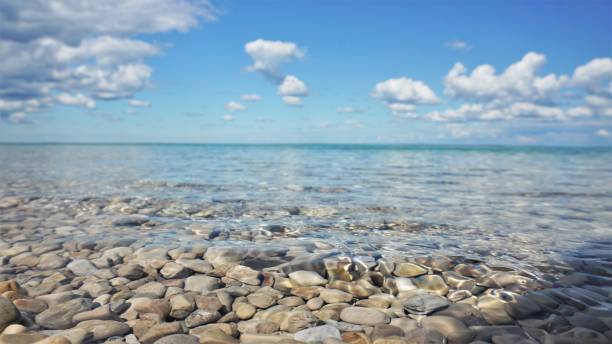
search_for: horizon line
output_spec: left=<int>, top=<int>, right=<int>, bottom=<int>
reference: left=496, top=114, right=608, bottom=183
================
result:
left=0, top=141, right=610, bottom=149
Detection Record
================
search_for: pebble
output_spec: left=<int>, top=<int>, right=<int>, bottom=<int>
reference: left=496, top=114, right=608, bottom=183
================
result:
left=402, top=294, right=449, bottom=315
left=340, top=307, right=390, bottom=326
left=294, top=324, right=342, bottom=342
left=289, top=271, right=328, bottom=287
left=0, top=297, right=19, bottom=332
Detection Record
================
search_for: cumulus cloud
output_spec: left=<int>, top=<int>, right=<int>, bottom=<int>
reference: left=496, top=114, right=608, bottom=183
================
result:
left=0, top=0, right=215, bottom=122
left=225, top=101, right=246, bottom=112
left=596, top=129, right=610, bottom=137
left=444, top=52, right=568, bottom=101
left=444, top=40, right=472, bottom=51
left=223, top=114, right=235, bottom=122
left=244, top=39, right=309, bottom=105
left=372, top=77, right=438, bottom=116
left=241, top=94, right=262, bottom=101
left=278, top=75, right=308, bottom=106
left=244, top=39, right=304, bottom=81
left=425, top=53, right=612, bottom=123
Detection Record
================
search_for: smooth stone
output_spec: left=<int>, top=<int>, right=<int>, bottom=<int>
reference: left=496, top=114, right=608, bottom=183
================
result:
left=153, top=334, right=199, bottom=344
left=176, top=259, right=214, bottom=274
left=0, top=333, right=48, bottom=344
left=477, top=294, right=514, bottom=325
left=116, top=264, right=146, bottom=280
left=306, top=297, right=324, bottom=310
left=138, top=322, right=182, bottom=344
left=421, top=315, right=474, bottom=343
left=72, top=304, right=115, bottom=322
left=0, top=296, right=19, bottom=332
left=67, top=260, right=98, bottom=276
left=160, top=262, right=192, bottom=279
left=184, top=309, right=222, bottom=328
left=169, top=294, right=195, bottom=320
left=2, top=324, right=27, bottom=334
left=294, top=324, right=342, bottom=342
left=280, top=310, right=318, bottom=332
left=184, top=275, right=220, bottom=294
left=328, top=279, right=378, bottom=298
left=75, top=320, right=130, bottom=341
left=131, top=298, right=171, bottom=318
left=402, top=294, right=449, bottom=315
left=247, top=292, right=277, bottom=309
left=135, top=282, right=167, bottom=298
left=36, top=298, right=93, bottom=330
left=414, top=275, right=449, bottom=296
left=340, top=307, right=390, bottom=326
left=226, top=265, right=262, bottom=285
left=289, top=271, right=328, bottom=287
left=235, top=302, right=257, bottom=320
left=197, top=328, right=238, bottom=344
left=389, top=318, right=418, bottom=334
left=112, top=215, right=149, bottom=226
left=404, top=328, right=446, bottom=344
left=393, top=263, right=427, bottom=277
left=320, top=289, right=353, bottom=304
left=371, top=324, right=403, bottom=341
left=341, top=332, right=371, bottom=344
left=278, top=296, right=305, bottom=307
left=240, top=333, right=296, bottom=344
left=237, top=319, right=280, bottom=334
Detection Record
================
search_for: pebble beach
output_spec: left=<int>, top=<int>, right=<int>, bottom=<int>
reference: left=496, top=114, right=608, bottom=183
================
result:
left=0, top=144, right=611, bottom=344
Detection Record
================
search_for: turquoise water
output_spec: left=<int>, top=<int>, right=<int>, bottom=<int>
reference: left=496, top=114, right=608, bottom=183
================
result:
left=1, top=144, right=611, bottom=267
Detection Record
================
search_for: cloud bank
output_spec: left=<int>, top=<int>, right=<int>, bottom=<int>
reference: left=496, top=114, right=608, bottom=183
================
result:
left=0, top=0, right=216, bottom=122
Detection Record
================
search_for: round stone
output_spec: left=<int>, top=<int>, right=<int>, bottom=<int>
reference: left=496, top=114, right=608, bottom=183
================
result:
left=339, top=307, right=390, bottom=326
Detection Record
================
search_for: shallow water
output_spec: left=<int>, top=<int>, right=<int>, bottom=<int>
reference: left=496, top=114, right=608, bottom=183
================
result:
left=1, top=144, right=611, bottom=273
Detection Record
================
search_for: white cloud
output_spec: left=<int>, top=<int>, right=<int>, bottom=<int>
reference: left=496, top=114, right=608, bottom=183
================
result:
left=425, top=53, right=612, bottom=123
left=128, top=99, right=151, bottom=107
left=278, top=75, right=309, bottom=96
left=444, top=40, right=471, bottom=51
left=57, top=93, right=96, bottom=109
left=596, top=129, right=610, bottom=137
left=278, top=75, right=308, bottom=106
left=241, top=94, right=262, bottom=101
left=372, top=77, right=438, bottom=115
left=0, top=0, right=215, bottom=122
left=372, top=77, right=439, bottom=104
left=225, top=101, right=246, bottom=112
left=244, top=39, right=304, bottom=81
left=444, top=52, right=568, bottom=101
left=572, top=58, right=612, bottom=87
left=281, top=96, right=303, bottom=106
left=387, top=103, right=417, bottom=117
left=223, top=114, right=235, bottom=122
left=336, top=106, right=359, bottom=113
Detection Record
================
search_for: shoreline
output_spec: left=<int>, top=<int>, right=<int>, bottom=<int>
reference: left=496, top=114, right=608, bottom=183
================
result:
left=1, top=196, right=611, bottom=344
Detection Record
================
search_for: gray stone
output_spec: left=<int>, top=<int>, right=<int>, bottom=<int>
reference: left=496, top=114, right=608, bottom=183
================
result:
left=0, top=297, right=19, bottom=332
left=67, top=259, right=98, bottom=276
left=294, top=325, right=341, bottom=342
left=402, top=294, right=449, bottom=315
left=36, top=298, right=93, bottom=329
left=339, top=307, right=390, bottom=326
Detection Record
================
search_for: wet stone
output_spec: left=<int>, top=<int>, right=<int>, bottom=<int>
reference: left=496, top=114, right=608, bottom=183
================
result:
left=402, top=294, right=449, bottom=315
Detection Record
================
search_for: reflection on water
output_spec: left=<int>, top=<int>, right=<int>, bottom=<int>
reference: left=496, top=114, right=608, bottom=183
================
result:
left=0, top=144, right=611, bottom=269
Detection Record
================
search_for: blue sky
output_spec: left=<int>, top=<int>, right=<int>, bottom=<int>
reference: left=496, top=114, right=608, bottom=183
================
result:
left=1, top=0, right=611, bottom=145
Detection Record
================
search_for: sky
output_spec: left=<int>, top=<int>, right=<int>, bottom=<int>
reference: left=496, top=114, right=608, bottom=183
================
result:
left=0, top=0, right=611, bottom=145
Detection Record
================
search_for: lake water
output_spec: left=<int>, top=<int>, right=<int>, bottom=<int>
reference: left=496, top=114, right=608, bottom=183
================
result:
left=1, top=144, right=611, bottom=274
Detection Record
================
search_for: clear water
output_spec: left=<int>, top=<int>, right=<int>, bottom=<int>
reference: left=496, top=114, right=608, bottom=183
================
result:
left=1, top=144, right=611, bottom=272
